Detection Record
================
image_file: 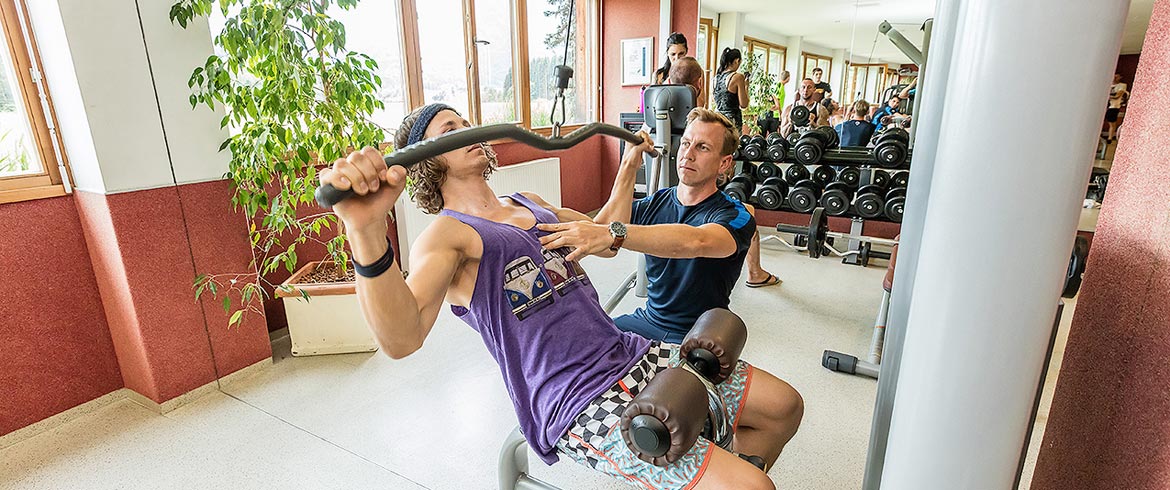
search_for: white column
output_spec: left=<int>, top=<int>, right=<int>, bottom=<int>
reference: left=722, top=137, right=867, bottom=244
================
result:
left=879, top=0, right=1129, bottom=488
left=715, top=12, right=743, bottom=55
left=785, top=36, right=803, bottom=100
left=830, top=48, right=845, bottom=101
left=25, top=0, right=227, bottom=194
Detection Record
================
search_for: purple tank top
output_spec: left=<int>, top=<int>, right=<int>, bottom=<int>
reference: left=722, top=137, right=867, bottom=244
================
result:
left=440, top=194, right=650, bottom=465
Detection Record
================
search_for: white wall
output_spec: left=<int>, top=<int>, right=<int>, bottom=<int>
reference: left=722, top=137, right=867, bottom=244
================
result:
left=26, top=0, right=229, bottom=194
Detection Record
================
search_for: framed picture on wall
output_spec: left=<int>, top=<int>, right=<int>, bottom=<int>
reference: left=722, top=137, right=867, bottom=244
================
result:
left=621, top=37, right=654, bottom=86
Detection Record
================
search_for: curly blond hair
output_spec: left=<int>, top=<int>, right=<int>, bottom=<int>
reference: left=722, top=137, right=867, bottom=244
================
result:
left=394, top=106, right=497, bottom=214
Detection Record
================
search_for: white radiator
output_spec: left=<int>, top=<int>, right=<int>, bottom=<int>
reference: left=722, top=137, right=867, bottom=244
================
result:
left=394, top=157, right=562, bottom=269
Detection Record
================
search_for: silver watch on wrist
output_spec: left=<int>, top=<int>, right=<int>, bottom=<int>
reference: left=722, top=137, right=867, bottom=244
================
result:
left=608, top=222, right=627, bottom=252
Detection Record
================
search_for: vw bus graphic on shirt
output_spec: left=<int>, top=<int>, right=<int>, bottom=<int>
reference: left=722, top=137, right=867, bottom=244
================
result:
left=541, top=248, right=584, bottom=295
left=504, top=256, right=555, bottom=319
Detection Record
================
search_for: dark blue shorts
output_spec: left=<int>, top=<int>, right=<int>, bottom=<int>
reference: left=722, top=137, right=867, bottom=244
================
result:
left=613, top=309, right=687, bottom=344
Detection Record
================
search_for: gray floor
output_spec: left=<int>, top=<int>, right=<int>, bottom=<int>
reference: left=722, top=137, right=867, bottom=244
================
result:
left=0, top=231, right=1072, bottom=490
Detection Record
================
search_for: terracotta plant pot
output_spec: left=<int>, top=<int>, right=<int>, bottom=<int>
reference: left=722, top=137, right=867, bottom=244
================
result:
left=275, top=261, right=378, bottom=356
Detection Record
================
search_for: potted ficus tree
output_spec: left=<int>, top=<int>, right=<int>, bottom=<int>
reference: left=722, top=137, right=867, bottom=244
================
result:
left=740, top=50, right=777, bottom=136
left=170, top=0, right=389, bottom=355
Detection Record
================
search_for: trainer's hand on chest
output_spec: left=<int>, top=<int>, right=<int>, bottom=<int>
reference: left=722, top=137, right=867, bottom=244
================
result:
left=536, top=222, right=610, bottom=262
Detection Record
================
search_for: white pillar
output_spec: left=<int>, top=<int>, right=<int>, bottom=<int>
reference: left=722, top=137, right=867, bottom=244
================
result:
left=658, top=0, right=671, bottom=69
left=830, top=48, right=846, bottom=101
left=715, top=11, right=743, bottom=56
left=785, top=36, right=803, bottom=100
left=879, top=0, right=1129, bottom=488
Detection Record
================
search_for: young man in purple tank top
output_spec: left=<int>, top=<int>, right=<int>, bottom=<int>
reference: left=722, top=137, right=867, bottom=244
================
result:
left=319, top=104, right=802, bottom=489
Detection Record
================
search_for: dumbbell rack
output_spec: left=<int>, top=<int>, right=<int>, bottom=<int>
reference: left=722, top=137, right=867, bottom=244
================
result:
left=730, top=129, right=913, bottom=267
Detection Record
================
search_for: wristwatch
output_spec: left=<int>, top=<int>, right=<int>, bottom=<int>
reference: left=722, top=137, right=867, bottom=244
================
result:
left=608, top=222, right=627, bottom=252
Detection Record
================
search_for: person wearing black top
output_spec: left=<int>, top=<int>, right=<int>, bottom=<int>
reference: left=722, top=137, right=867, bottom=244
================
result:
left=653, top=32, right=689, bottom=85
left=835, top=100, right=877, bottom=147
left=712, top=48, right=750, bottom=131
left=811, top=67, right=833, bottom=106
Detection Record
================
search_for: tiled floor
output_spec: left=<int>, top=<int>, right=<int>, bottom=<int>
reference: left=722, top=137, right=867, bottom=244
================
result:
left=0, top=232, right=1075, bottom=490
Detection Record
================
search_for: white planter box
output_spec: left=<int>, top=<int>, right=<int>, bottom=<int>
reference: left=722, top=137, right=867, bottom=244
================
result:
left=277, top=261, right=379, bottom=357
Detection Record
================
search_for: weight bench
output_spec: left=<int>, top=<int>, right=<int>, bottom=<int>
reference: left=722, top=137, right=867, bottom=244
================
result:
left=498, top=309, right=761, bottom=490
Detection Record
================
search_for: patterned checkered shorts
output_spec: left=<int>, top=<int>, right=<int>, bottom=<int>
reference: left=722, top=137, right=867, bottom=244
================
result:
left=555, top=343, right=754, bottom=489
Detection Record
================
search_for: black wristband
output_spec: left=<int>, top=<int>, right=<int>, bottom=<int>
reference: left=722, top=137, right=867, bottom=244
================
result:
left=353, top=238, right=396, bottom=278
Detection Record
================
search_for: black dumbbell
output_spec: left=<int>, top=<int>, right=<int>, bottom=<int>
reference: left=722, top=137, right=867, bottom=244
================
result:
left=754, top=177, right=788, bottom=211
left=766, top=133, right=789, bottom=162
left=820, top=182, right=854, bottom=216
left=742, top=135, right=766, bottom=161
left=837, top=167, right=861, bottom=188
left=723, top=173, right=755, bottom=203
left=891, top=171, right=909, bottom=189
left=786, top=131, right=802, bottom=147
left=884, top=193, right=906, bottom=222
left=885, top=187, right=906, bottom=201
left=757, top=161, right=781, bottom=180
left=854, top=184, right=886, bottom=219
left=871, top=169, right=891, bottom=189
left=788, top=179, right=822, bottom=213
left=794, top=129, right=830, bottom=165
left=812, top=165, right=837, bottom=186
left=740, top=134, right=752, bottom=148
left=785, top=163, right=811, bottom=183
left=872, top=128, right=909, bottom=168
left=790, top=105, right=811, bottom=127
left=814, top=126, right=840, bottom=149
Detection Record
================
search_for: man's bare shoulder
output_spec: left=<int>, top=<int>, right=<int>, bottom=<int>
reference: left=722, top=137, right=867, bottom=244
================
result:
left=518, top=191, right=554, bottom=210
left=415, top=214, right=475, bottom=253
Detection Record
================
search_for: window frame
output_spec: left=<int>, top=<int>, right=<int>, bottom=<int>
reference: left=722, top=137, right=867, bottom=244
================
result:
left=0, top=0, right=70, bottom=205
left=800, top=51, right=833, bottom=81
left=399, top=0, right=600, bottom=132
left=743, top=36, right=786, bottom=77
left=698, top=17, right=717, bottom=103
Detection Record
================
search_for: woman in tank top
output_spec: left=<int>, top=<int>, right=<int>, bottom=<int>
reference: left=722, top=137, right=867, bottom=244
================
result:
left=712, top=48, right=750, bottom=131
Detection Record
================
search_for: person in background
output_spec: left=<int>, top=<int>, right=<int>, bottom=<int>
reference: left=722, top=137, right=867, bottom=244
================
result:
left=811, top=67, right=833, bottom=107
left=712, top=48, right=751, bottom=134
left=872, top=94, right=901, bottom=132
left=653, top=33, right=689, bottom=85
left=779, top=78, right=832, bottom=136
left=1106, top=73, right=1128, bottom=143
left=772, top=70, right=791, bottom=113
left=835, top=100, right=877, bottom=147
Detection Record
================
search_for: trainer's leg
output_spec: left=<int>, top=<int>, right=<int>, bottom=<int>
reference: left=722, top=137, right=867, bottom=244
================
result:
left=743, top=204, right=778, bottom=285
left=733, top=367, right=804, bottom=469
left=693, top=445, right=776, bottom=490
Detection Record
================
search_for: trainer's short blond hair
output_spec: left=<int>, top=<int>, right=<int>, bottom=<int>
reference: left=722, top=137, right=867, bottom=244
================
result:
left=685, top=107, right=739, bottom=157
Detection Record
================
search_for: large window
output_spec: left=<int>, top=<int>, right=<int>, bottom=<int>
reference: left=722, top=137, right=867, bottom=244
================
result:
left=0, top=0, right=68, bottom=204
left=698, top=17, right=717, bottom=103
left=844, top=63, right=892, bottom=107
left=526, top=0, right=592, bottom=127
left=745, top=37, right=786, bottom=78
left=801, top=52, right=832, bottom=81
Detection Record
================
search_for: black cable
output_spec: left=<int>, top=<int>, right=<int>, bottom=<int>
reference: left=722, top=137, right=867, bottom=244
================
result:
left=551, top=0, right=576, bottom=126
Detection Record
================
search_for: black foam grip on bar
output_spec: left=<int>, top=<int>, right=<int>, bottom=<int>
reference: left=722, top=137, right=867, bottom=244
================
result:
left=681, top=309, right=747, bottom=384
left=314, top=123, right=659, bottom=208
left=775, top=223, right=810, bottom=235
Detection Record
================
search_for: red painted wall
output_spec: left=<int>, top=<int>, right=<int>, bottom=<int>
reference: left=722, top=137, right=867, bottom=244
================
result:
left=601, top=0, right=699, bottom=197
left=0, top=196, right=123, bottom=436
left=1032, top=2, right=1170, bottom=488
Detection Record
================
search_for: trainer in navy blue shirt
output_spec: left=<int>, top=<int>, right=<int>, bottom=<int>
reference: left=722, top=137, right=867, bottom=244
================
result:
left=611, top=187, right=756, bottom=343
left=836, top=99, right=877, bottom=147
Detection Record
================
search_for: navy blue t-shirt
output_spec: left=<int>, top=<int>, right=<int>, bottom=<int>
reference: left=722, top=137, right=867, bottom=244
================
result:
left=836, top=120, right=877, bottom=147
left=628, top=188, right=756, bottom=339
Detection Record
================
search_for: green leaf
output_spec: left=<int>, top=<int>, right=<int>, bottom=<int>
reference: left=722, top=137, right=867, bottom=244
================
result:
left=222, top=295, right=231, bottom=313
left=229, top=309, right=243, bottom=326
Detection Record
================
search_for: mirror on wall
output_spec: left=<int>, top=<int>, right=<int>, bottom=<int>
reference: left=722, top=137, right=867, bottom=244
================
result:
left=695, top=0, right=935, bottom=487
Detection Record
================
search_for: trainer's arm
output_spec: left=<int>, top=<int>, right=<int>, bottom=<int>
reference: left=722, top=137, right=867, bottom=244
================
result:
left=594, top=130, right=654, bottom=225
left=537, top=221, right=737, bottom=262
left=350, top=220, right=462, bottom=359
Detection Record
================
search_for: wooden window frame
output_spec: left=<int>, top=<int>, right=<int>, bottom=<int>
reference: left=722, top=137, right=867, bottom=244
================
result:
left=0, top=0, right=70, bottom=204
left=699, top=17, right=717, bottom=102
left=400, top=0, right=599, bottom=132
left=743, top=36, right=786, bottom=76
left=800, top=51, right=833, bottom=81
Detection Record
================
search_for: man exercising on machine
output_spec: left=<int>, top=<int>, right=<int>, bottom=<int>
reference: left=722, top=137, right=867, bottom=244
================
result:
left=321, top=104, right=802, bottom=489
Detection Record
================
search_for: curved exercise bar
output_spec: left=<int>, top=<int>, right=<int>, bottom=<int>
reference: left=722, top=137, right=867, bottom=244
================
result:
left=315, top=122, right=659, bottom=208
